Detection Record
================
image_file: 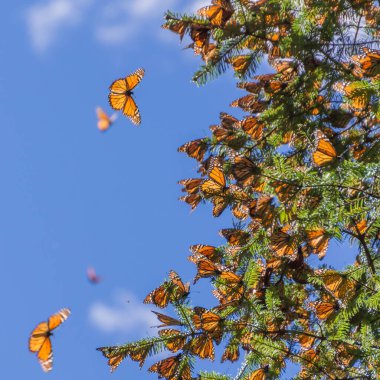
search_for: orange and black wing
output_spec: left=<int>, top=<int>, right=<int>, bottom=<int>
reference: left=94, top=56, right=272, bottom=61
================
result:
left=312, top=131, right=337, bottom=166
left=29, top=322, right=49, bottom=353
left=29, top=322, right=52, bottom=372
left=38, top=337, right=53, bottom=372
left=48, top=308, right=71, bottom=331
left=108, top=94, right=141, bottom=125
left=109, top=68, right=145, bottom=93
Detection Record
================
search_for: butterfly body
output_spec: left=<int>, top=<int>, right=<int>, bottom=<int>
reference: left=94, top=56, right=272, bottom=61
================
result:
left=108, top=68, right=144, bottom=125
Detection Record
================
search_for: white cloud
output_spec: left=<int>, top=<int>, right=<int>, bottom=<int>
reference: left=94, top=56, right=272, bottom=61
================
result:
left=89, top=290, right=157, bottom=335
left=94, top=0, right=177, bottom=45
left=25, top=0, right=92, bottom=52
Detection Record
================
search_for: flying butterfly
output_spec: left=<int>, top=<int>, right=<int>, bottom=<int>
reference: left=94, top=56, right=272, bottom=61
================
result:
left=87, top=266, right=102, bottom=284
left=96, top=107, right=117, bottom=132
left=29, top=308, right=71, bottom=372
left=108, top=68, right=144, bottom=125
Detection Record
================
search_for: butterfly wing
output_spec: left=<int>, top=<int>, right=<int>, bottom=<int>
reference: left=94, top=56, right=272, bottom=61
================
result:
left=29, top=322, right=49, bottom=353
left=109, top=68, right=144, bottom=93
left=125, top=68, right=145, bottom=91
left=38, top=337, right=53, bottom=372
left=109, top=93, right=126, bottom=111
left=48, top=308, right=71, bottom=331
left=123, top=95, right=141, bottom=125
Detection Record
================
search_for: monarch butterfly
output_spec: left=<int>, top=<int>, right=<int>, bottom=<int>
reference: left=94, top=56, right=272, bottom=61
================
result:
left=249, top=196, right=276, bottom=229
left=179, top=193, right=202, bottom=211
left=189, top=244, right=221, bottom=263
left=178, top=138, right=208, bottom=162
left=306, top=228, right=329, bottom=259
left=159, top=329, right=187, bottom=353
left=192, top=306, right=207, bottom=330
left=189, top=24, right=210, bottom=55
left=29, top=308, right=71, bottom=372
left=201, top=161, right=232, bottom=217
left=231, top=95, right=267, bottom=113
left=97, top=346, right=128, bottom=372
left=239, top=116, right=264, bottom=140
left=312, top=131, right=337, bottom=166
left=200, top=310, right=224, bottom=334
left=298, top=333, right=315, bottom=349
left=197, top=0, right=233, bottom=27
left=352, top=47, right=380, bottom=77
left=219, top=228, right=250, bottom=246
left=270, top=226, right=297, bottom=258
left=201, top=161, right=227, bottom=196
left=87, top=266, right=101, bottom=284
left=272, top=181, right=301, bottom=204
left=248, top=367, right=268, bottom=380
left=314, top=301, right=338, bottom=320
left=179, top=178, right=203, bottom=195
left=230, top=55, right=253, bottom=75
left=318, top=270, right=355, bottom=300
left=152, top=311, right=182, bottom=327
left=232, top=156, right=260, bottom=185
left=162, top=20, right=187, bottom=40
left=149, top=354, right=190, bottom=380
left=237, top=81, right=263, bottom=94
left=200, top=43, right=220, bottom=64
left=96, top=107, right=116, bottom=132
left=221, top=344, right=240, bottom=362
left=187, top=333, right=215, bottom=360
left=108, top=68, right=144, bottom=125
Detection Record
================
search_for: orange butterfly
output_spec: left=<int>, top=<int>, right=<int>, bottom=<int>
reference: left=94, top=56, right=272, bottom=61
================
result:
left=312, top=131, right=337, bottom=166
left=352, top=47, right=380, bottom=77
left=29, top=308, right=71, bottom=372
left=149, top=354, right=191, bottom=380
left=248, top=367, right=268, bottom=380
left=159, top=329, right=187, bottom=353
left=96, top=107, right=116, bottom=132
left=178, top=138, right=208, bottom=162
left=197, top=0, right=234, bottom=27
left=186, top=333, right=215, bottom=359
left=97, top=346, right=128, bottom=372
left=108, top=68, right=144, bottom=125
left=152, top=311, right=182, bottom=327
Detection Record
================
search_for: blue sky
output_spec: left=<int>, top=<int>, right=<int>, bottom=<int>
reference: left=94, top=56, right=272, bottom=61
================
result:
left=1, top=1, right=358, bottom=379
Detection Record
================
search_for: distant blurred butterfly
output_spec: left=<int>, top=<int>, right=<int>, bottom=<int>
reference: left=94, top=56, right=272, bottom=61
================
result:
left=96, top=107, right=117, bottom=132
left=87, top=266, right=101, bottom=284
left=108, top=68, right=144, bottom=125
left=29, top=308, right=71, bottom=372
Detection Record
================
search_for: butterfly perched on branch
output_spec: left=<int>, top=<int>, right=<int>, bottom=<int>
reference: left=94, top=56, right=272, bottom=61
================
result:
left=108, top=68, right=144, bottom=125
left=29, top=308, right=71, bottom=372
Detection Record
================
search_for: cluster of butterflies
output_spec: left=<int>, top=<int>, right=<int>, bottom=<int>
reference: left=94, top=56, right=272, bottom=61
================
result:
left=29, top=267, right=101, bottom=371
left=96, top=68, right=145, bottom=131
